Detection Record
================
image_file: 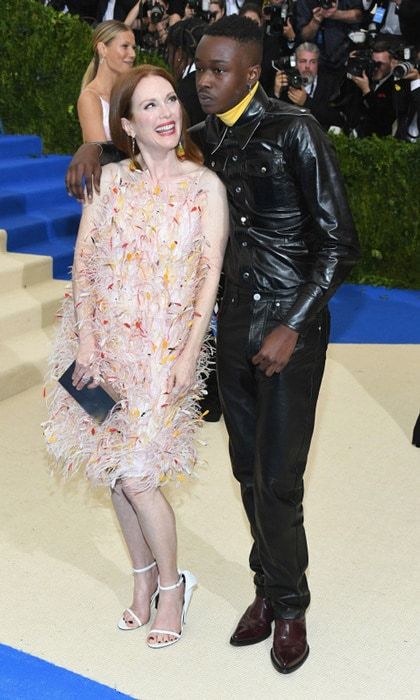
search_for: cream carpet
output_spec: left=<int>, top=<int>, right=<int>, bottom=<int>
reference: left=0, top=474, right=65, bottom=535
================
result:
left=0, top=344, right=419, bottom=700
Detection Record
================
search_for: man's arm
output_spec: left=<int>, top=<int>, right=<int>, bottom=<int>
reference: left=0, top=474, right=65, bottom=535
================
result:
left=297, top=2, right=324, bottom=41
left=65, top=142, right=125, bottom=201
left=298, top=2, right=363, bottom=41
left=281, top=114, right=360, bottom=333
left=251, top=110, right=360, bottom=378
left=330, top=6, right=363, bottom=23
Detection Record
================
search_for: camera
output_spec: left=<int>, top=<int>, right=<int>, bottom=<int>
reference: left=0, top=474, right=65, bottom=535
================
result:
left=186, top=0, right=213, bottom=22
left=346, top=50, right=377, bottom=78
left=320, top=0, right=335, bottom=9
left=264, top=1, right=292, bottom=37
left=145, top=0, right=166, bottom=24
left=273, top=55, right=305, bottom=89
left=391, top=45, right=420, bottom=79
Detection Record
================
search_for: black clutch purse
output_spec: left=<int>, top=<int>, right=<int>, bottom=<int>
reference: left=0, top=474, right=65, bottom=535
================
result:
left=58, top=361, right=120, bottom=424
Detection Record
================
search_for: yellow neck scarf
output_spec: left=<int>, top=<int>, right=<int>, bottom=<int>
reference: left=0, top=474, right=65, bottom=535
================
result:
left=217, top=82, right=259, bottom=127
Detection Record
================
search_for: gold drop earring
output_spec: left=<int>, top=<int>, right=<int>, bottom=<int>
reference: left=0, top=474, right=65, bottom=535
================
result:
left=176, top=140, right=186, bottom=160
left=129, top=135, right=138, bottom=171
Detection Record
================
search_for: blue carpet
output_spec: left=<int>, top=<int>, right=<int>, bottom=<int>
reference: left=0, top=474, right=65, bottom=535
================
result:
left=0, top=644, right=136, bottom=700
left=329, top=284, right=420, bottom=344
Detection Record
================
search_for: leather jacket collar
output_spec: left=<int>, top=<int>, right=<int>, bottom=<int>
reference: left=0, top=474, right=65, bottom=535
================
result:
left=207, top=85, right=271, bottom=154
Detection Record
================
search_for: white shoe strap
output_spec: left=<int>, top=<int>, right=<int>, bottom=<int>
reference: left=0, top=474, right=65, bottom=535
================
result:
left=148, top=628, right=181, bottom=639
left=158, top=573, right=183, bottom=591
left=132, top=561, right=157, bottom=574
left=124, top=608, right=143, bottom=627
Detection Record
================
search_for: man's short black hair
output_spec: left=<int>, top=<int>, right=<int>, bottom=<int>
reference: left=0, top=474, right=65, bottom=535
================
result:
left=371, top=39, right=393, bottom=55
left=167, top=17, right=207, bottom=61
left=203, top=15, right=263, bottom=63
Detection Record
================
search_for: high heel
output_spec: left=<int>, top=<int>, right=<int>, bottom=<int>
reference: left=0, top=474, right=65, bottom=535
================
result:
left=118, top=561, right=159, bottom=630
left=146, top=570, right=198, bottom=648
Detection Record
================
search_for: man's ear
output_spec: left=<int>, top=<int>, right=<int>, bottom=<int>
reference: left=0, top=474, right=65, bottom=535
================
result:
left=121, top=117, right=133, bottom=137
left=248, top=63, right=262, bottom=85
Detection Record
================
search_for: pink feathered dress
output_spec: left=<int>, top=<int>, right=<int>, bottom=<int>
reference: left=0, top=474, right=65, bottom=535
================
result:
left=43, top=163, right=210, bottom=490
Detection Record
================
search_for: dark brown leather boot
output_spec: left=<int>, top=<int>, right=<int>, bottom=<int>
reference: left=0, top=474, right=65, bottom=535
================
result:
left=230, top=596, right=274, bottom=646
left=270, top=617, right=309, bottom=673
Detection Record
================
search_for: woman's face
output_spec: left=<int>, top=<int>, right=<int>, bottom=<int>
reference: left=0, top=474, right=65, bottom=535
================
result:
left=123, top=75, right=182, bottom=153
left=102, top=31, right=136, bottom=74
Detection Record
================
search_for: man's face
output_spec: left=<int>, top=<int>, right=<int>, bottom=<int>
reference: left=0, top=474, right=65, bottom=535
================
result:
left=195, top=35, right=260, bottom=114
left=372, top=51, right=395, bottom=81
left=296, top=50, right=318, bottom=80
left=209, top=3, right=224, bottom=22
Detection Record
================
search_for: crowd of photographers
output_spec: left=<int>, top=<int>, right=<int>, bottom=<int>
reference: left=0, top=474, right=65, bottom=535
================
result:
left=41, top=0, right=420, bottom=141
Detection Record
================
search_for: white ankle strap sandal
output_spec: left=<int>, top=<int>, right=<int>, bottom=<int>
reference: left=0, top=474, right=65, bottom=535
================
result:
left=118, top=561, right=159, bottom=631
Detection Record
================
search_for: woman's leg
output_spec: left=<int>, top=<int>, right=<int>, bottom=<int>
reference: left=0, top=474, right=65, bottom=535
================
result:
left=121, top=479, right=185, bottom=644
left=111, top=480, right=158, bottom=626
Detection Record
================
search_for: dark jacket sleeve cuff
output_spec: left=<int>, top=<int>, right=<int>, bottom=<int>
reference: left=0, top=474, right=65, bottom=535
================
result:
left=100, top=142, right=126, bottom=165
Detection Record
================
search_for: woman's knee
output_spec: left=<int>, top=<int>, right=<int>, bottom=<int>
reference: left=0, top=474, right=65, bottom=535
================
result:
left=120, top=478, right=156, bottom=503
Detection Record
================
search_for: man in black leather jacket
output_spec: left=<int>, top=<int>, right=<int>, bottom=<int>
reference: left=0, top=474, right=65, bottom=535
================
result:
left=65, top=14, right=360, bottom=675
left=192, top=16, right=359, bottom=674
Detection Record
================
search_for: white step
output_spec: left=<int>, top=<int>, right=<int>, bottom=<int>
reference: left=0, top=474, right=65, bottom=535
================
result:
left=0, top=326, right=58, bottom=401
left=0, top=234, right=67, bottom=400
left=0, top=251, right=53, bottom=293
left=0, top=278, right=66, bottom=338
left=0, top=229, right=7, bottom=252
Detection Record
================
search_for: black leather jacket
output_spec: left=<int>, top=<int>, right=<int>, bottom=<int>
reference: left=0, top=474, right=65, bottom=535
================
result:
left=190, top=86, right=360, bottom=333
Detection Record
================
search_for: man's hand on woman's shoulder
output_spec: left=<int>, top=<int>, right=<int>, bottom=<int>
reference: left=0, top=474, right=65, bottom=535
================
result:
left=65, top=143, right=103, bottom=202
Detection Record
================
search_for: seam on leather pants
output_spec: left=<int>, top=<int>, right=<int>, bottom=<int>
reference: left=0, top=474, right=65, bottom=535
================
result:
left=248, top=300, right=270, bottom=357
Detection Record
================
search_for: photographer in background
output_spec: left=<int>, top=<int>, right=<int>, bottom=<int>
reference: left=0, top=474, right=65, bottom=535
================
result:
left=392, top=47, right=420, bottom=142
left=125, top=0, right=173, bottom=54
left=239, top=2, right=264, bottom=26
left=296, top=0, right=363, bottom=75
left=361, top=0, right=402, bottom=47
left=273, top=42, right=346, bottom=130
left=183, top=0, right=224, bottom=22
left=258, top=0, right=298, bottom=94
left=166, top=17, right=207, bottom=124
left=209, top=0, right=226, bottom=22
left=125, top=0, right=184, bottom=47
left=339, top=40, right=411, bottom=136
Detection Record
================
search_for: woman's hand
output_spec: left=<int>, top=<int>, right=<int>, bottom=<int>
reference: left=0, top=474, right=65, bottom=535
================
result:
left=166, top=350, right=198, bottom=401
left=72, top=342, right=98, bottom=390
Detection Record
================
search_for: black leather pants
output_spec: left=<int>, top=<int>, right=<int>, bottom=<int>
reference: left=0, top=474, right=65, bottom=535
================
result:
left=217, top=283, right=330, bottom=620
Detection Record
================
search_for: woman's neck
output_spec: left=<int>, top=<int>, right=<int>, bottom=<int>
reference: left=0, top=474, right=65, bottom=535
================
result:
left=138, top=148, right=184, bottom=183
left=88, top=66, right=117, bottom=100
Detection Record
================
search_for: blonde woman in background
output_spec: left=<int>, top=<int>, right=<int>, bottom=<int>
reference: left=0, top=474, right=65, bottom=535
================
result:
left=77, top=20, right=136, bottom=142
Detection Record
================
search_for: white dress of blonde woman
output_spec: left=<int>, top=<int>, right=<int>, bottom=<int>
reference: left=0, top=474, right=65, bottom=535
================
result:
left=78, top=23, right=136, bottom=142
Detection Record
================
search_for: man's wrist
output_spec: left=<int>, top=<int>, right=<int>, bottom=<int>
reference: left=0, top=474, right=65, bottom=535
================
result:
left=88, top=142, right=104, bottom=158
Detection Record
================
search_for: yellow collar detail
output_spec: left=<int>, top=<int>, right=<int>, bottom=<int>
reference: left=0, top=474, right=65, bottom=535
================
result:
left=217, top=82, right=259, bottom=127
